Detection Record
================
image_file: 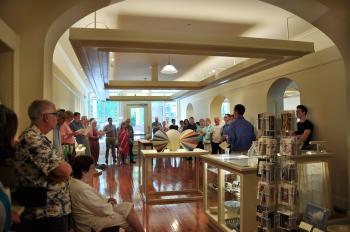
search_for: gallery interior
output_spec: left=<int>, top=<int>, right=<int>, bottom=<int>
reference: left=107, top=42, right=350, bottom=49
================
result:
left=1, top=0, right=350, bottom=231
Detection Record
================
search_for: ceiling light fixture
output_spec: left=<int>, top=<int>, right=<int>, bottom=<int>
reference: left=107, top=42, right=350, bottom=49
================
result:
left=160, top=56, right=178, bottom=74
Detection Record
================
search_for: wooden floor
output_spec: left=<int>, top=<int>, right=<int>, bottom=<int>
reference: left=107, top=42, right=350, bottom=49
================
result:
left=93, top=154, right=216, bottom=232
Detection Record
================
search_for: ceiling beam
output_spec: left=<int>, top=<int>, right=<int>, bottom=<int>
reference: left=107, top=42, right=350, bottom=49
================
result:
left=69, top=28, right=315, bottom=100
left=106, top=80, right=201, bottom=90
left=108, top=96, right=172, bottom=101
left=151, top=65, right=158, bottom=81
left=70, top=28, right=314, bottom=58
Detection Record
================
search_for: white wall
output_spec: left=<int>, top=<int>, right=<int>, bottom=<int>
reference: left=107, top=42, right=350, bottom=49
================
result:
left=0, top=18, right=19, bottom=114
left=52, top=64, right=88, bottom=114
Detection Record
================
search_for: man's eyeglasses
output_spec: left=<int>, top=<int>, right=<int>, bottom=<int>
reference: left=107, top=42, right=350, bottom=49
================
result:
left=42, top=112, right=58, bottom=117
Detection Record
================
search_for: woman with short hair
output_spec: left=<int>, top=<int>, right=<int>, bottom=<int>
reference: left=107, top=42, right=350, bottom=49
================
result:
left=69, top=155, right=143, bottom=232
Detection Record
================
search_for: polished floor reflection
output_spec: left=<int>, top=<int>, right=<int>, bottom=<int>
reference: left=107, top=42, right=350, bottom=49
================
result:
left=93, top=154, right=215, bottom=232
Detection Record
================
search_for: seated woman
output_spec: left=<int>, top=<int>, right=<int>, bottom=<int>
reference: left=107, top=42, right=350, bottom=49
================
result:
left=69, top=155, right=143, bottom=232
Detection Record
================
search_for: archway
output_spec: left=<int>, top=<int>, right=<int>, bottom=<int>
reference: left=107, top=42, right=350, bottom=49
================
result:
left=283, top=82, right=300, bottom=111
left=186, top=103, right=194, bottom=119
left=209, top=95, right=227, bottom=120
left=267, top=78, right=299, bottom=116
left=221, top=98, right=231, bottom=117
left=2, top=0, right=349, bottom=211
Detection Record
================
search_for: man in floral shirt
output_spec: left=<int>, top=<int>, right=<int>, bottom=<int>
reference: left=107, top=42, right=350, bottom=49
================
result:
left=15, top=99, right=72, bottom=231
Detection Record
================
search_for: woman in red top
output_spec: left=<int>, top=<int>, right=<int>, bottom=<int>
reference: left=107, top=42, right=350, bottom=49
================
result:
left=118, top=121, right=129, bottom=165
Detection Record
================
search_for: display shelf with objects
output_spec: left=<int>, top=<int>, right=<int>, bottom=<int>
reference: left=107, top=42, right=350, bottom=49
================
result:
left=253, top=110, right=333, bottom=231
left=140, top=148, right=208, bottom=204
left=202, top=154, right=259, bottom=232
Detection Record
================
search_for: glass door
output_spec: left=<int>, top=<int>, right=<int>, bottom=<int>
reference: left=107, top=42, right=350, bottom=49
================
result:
left=127, top=104, right=147, bottom=140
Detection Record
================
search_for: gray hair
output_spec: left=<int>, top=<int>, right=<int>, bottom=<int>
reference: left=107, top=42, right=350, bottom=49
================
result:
left=27, top=99, right=55, bottom=122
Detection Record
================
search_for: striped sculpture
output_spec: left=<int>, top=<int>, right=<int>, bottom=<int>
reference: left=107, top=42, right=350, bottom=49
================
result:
left=180, top=129, right=199, bottom=151
left=166, top=129, right=181, bottom=151
left=152, top=130, right=169, bottom=152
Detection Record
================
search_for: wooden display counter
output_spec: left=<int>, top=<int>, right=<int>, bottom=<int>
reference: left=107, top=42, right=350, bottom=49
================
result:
left=137, top=139, right=153, bottom=187
left=201, top=154, right=259, bottom=232
left=140, top=148, right=208, bottom=204
left=201, top=152, right=333, bottom=232
left=137, top=139, right=153, bottom=157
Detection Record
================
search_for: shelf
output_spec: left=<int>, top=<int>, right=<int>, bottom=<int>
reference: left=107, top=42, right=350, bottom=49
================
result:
left=204, top=156, right=259, bottom=231
left=207, top=183, right=240, bottom=197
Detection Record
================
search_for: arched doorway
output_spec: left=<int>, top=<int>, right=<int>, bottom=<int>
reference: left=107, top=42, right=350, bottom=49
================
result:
left=209, top=95, right=227, bottom=120
left=283, top=82, right=300, bottom=111
left=221, top=98, right=231, bottom=117
left=186, top=103, right=194, bottom=119
left=267, top=78, right=300, bottom=116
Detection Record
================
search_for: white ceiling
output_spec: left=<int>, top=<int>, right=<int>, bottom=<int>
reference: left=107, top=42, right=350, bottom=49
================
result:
left=56, top=0, right=326, bottom=97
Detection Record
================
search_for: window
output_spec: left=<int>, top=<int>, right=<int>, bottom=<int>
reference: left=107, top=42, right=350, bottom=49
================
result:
left=221, top=98, right=230, bottom=117
left=151, top=101, right=177, bottom=124
left=88, top=92, right=121, bottom=130
left=283, top=85, right=300, bottom=111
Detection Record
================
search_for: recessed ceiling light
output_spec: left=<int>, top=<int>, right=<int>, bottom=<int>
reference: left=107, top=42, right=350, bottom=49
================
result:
left=111, top=58, right=115, bottom=62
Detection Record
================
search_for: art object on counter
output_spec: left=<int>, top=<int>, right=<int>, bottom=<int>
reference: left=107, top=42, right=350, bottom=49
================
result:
left=298, top=221, right=314, bottom=232
left=256, top=205, right=275, bottom=231
left=261, top=162, right=277, bottom=183
left=257, top=158, right=268, bottom=176
left=280, top=136, right=298, bottom=156
left=152, top=130, right=169, bottom=152
left=280, top=160, right=297, bottom=182
left=257, top=113, right=265, bottom=131
left=257, top=181, right=277, bottom=207
left=247, top=140, right=258, bottom=156
left=277, top=209, right=299, bottom=231
left=257, top=112, right=276, bottom=137
left=309, top=141, right=328, bottom=153
left=225, top=218, right=240, bottom=231
left=303, top=203, right=328, bottom=231
left=180, top=129, right=199, bottom=151
left=166, top=129, right=181, bottom=151
left=224, top=200, right=240, bottom=218
left=266, top=138, right=278, bottom=157
left=281, top=110, right=297, bottom=134
left=278, top=183, right=298, bottom=207
left=258, top=137, right=267, bottom=156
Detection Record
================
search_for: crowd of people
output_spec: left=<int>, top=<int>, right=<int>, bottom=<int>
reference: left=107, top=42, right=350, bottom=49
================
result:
left=52, top=110, right=136, bottom=166
left=151, top=104, right=256, bottom=154
left=0, top=100, right=143, bottom=232
left=0, top=99, right=313, bottom=231
left=152, top=104, right=313, bottom=154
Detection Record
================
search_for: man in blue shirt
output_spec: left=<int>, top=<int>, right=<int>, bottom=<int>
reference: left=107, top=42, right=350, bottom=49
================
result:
left=228, top=104, right=255, bottom=152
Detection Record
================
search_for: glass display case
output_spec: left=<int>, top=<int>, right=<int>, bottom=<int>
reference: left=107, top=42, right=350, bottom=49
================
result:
left=202, top=154, right=259, bottom=232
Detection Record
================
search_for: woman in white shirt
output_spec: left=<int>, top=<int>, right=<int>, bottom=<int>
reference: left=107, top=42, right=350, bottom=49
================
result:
left=69, top=155, right=143, bottom=232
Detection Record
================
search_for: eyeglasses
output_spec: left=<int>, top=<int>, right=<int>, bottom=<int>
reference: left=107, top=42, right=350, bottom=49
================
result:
left=42, top=112, right=58, bottom=117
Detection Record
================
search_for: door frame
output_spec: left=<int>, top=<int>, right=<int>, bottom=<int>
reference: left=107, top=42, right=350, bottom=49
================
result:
left=125, top=103, right=150, bottom=139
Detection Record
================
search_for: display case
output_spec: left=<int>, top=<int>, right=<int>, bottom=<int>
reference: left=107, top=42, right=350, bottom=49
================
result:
left=140, top=148, right=208, bottom=204
left=202, top=154, right=259, bottom=232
